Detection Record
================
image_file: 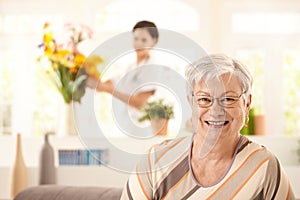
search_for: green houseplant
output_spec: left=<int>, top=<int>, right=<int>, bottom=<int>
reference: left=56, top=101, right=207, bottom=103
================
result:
left=240, top=107, right=255, bottom=135
left=138, top=99, right=174, bottom=135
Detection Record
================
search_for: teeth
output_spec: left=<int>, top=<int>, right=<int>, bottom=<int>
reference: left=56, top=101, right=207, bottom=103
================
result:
left=207, top=121, right=226, bottom=126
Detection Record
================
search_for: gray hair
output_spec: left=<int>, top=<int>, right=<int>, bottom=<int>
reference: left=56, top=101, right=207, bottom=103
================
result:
left=185, top=54, right=253, bottom=99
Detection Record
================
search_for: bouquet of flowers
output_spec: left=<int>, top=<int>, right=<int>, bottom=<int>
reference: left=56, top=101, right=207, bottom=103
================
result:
left=38, top=22, right=102, bottom=104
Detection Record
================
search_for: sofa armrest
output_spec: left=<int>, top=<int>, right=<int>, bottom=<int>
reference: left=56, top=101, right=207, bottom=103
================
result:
left=14, top=185, right=122, bottom=200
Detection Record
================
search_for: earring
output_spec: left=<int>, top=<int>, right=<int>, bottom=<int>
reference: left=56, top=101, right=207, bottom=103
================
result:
left=244, top=116, right=249, bottom=128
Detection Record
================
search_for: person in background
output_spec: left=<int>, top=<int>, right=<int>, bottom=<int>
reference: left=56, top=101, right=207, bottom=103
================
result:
left=88, top=20, right=159, bottom=109
left=86, top=20, right=160, bottom=136
left=121, top=54, right=295, bottom=199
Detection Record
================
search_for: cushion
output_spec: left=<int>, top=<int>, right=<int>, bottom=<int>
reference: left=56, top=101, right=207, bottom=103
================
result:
left=14, top=185, right=123, bottom=200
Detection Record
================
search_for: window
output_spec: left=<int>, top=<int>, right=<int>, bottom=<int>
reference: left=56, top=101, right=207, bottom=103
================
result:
left=236, top=50, right=265, bottom=113
left=232, top=13, right=300, bottom=34
left=0, top=14, right=64, bottom=136
left=0, top=51, right=14, bottom=135
left=283, top=50, right=300, bottom=136
left=223, top=2, right=300, bottom=136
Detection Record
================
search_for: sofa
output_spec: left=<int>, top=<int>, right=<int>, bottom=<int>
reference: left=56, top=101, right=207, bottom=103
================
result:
left=14, top=185, right=123, bottom=200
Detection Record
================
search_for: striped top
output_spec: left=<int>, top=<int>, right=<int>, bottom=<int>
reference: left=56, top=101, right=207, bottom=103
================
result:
left=121, top=135, right=295, bottom=200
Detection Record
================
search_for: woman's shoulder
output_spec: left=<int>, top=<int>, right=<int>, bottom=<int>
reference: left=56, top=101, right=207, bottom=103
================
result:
left=237, top=135, right=279, bottom=161
left=151, top=135, right=192, bottom=152
left=147, top=135, right=192, bottom=166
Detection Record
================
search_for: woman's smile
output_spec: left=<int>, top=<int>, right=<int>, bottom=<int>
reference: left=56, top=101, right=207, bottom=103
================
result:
left=205, top=120, right=229, bottom=127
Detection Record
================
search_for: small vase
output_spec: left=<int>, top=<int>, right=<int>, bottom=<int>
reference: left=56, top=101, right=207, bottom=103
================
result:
left=65, top=103, right=77, bottom=136
left=151, top=119, right=169, bottom=136
left=10, top=133, right=28, bottom=198
left=39, top=132, right=56, bottom=184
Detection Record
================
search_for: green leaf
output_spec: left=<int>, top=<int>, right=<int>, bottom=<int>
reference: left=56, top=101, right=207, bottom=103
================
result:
left=72, top=75, right=87, bottom=91
left=138, top=99, right=174, bottom=122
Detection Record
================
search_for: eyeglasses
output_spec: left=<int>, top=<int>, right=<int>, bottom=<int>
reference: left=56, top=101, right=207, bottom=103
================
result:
left=192, top=92, right=246, bottom=108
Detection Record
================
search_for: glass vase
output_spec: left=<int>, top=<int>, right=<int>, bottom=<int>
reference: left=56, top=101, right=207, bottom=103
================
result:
left=64, top=103, right=77, bottom=136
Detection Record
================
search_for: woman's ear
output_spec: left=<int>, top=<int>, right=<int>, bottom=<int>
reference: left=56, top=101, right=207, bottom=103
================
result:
left=152, top=38, right=158, bottom=46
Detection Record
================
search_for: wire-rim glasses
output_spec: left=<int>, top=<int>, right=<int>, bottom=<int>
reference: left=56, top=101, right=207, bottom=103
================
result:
left=192, top=91, right=246, bottom=108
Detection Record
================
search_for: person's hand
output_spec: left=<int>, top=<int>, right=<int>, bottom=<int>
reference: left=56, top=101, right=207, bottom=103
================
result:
left=85, top=77, right=98, bottom=89
left=96, top=80, right=114, bottom=93
left=86, top=77, right=114, bottom=93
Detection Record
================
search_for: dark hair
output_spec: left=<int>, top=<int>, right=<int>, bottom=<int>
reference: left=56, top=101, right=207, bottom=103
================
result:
left=132, top=20, right=159, bottom=40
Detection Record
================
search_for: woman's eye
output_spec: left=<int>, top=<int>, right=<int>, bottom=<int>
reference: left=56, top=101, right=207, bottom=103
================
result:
left=198, top=97, right=211, bottom=103
left=222, top=97, right=236, bottom=103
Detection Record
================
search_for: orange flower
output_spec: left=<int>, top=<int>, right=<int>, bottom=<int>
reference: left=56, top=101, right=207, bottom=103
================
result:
left=43, top=22, right=50, bottom=29
left=71, top=67, right=78, bottom=74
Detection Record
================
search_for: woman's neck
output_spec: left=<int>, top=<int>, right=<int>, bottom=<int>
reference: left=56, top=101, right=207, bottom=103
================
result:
left=192, top=133, right=240, bottom=162
left=136, top=53, right=149, bottom=65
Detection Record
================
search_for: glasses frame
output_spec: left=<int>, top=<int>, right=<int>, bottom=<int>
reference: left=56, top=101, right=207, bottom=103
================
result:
left=192, top=91, right=246, bottom=108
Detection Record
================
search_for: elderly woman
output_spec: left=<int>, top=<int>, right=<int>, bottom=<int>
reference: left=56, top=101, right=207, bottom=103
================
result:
left=121, top=54, right=295, bottom=199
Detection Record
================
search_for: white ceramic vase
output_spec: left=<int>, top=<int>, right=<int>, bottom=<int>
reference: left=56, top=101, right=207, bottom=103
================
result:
left=39, top=133, right=56, bottom=184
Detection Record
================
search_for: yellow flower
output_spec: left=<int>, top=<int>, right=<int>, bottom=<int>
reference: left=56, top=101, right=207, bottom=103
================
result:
left=56, top=50, right=72, bottom=57
left=38, top=22, right=102, bottom=104
left=60, top=59, right=74, bottom=68
left=74, top=53, right=86, bottom=67
left=83, top=55, right=103, bottom=80
left=45, top=69, right=51, bottom=75
left=44, top=41, right=55, bottom=55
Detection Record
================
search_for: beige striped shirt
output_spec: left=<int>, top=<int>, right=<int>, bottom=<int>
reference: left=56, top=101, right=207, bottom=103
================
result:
left=121, top=135, right=295, bottom=200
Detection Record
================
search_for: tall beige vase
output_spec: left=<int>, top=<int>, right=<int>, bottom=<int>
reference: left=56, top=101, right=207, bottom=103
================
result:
left=10, top=133, right=28, bottom=198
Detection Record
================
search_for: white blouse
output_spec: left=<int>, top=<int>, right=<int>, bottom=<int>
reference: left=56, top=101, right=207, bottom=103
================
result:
left=111, top=55, right=160, bottom=138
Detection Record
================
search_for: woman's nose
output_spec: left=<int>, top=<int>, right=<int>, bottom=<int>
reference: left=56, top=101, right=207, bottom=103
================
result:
left=209, top=100, right=225, bottom=116
left=134, top=40, right=143, bottom=49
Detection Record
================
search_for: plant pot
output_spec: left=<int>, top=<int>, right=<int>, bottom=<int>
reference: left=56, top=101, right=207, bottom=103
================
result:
left=254, top=114, right=266, bottom=135
left=150, top=118, right=169, bottom=136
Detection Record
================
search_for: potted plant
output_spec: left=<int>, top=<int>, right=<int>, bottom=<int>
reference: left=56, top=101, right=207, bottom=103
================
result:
left=138, top=99, right=174, bottom=135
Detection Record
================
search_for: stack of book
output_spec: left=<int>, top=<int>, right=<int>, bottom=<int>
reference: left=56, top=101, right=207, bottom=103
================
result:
left=58, top=149, right=108, bottom=166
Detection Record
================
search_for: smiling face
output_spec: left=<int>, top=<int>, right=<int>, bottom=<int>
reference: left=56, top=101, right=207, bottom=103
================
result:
left=190, top=73, right=251, bottom=140
left=132, top=28, right=157, bottom=57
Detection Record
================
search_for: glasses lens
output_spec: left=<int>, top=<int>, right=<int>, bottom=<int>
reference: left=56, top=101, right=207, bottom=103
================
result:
left=196, top=97, right=212, bottom=107
left=219, top=97, right=238, bottom=107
